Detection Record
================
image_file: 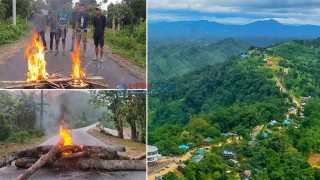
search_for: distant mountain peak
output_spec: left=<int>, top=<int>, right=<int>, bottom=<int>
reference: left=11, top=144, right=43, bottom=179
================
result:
left=246, top=19, right=282, bottom=26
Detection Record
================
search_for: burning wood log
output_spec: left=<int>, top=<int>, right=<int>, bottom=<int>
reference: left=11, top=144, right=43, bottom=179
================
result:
left=0, top=145, right=53, bottom=168
left=16, top=141, right=62, bottom=180
left=15, top=158, right=38, bottom=169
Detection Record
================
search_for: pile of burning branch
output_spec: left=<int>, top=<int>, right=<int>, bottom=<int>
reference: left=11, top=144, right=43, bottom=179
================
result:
left=0, top=143, right=146, bottom=180
left=1, top=75, right=108, bottom=89
left=1, top=30, right=108, bottom=89
left=0, top=123, right=146, bottom=180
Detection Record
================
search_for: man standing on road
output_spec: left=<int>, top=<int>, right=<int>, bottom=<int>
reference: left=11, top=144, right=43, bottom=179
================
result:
left=70, top=2, right=80, bottom=52
left=76, top=4, right=90, bottom=58
left=56, top=2, right=70, bottom=56
left=92, top=6, right=106, bottom=62
left=31, top=7, right=47, bottom=51
left=48, top=10, right=58, bottom=53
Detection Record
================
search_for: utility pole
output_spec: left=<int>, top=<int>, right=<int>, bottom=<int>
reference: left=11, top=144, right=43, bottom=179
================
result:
left=13, top=0, right=16, bottom=26
left=40, top=90, right=44, bottom=128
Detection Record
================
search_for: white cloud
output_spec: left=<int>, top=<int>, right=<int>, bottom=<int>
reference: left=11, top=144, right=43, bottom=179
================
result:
left=148, top=0, right=320, bottom=25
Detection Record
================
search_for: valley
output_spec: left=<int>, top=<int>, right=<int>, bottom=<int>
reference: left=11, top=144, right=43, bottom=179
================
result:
left=148, top=38, right=320, bottom=179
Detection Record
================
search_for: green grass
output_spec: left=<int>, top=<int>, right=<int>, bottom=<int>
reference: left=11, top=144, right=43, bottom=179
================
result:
left=88, top=23, right=146, bottom=69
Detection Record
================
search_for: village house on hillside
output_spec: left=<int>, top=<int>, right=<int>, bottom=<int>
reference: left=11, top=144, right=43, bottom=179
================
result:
left=300, top=96, right=312, bottom=102
left=147, top=145, right=162, bottom=165
left=268, top=120, right=277, bottom=126
left=203, top=137, right=213, bottom=145
left=190, top=155, right=204, bottom=162
left=288, top=107, right=297, bottom=115
left=223, top=150, right=234, bottom=158
left=241, top=54, right=250, bottom=59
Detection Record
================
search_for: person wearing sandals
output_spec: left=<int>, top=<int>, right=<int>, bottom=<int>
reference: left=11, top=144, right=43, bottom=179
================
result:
left=92, top=6, right=106, bottom=62
left=55, top=2, right=70, bottom=56
left=75, top=4, right=90, bottom=58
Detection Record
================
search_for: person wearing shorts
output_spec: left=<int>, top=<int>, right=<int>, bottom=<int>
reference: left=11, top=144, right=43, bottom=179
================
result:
left=92, top=6, right=106, bottom=62
left=55, top=2, right=69, bottom=56
left=76, top=4, right=90, bottom=58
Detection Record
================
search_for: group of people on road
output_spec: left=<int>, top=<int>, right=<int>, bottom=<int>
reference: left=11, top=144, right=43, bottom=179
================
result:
left=31, top=2, right=107, bottom=62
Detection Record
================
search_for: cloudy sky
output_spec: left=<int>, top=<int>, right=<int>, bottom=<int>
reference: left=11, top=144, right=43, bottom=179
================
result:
left=148, top=0, right=320, bottom=25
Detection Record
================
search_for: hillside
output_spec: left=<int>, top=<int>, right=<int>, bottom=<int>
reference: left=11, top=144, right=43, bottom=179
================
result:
left=148, top=39, right=320, bottom=179
left=149, top=19, right=320, bottom=46
left=148, top=38, right=250, bottom=81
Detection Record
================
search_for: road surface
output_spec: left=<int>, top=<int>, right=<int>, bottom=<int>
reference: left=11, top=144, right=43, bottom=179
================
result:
left=103, top=127, right=131, bottom=140
left=0, top=29, right=142, bottom=89
left=0, top=123, right=146, bottom=180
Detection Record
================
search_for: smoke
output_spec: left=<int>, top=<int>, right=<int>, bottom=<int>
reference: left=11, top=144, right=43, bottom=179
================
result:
left=40, top=90, right=104, bottom=134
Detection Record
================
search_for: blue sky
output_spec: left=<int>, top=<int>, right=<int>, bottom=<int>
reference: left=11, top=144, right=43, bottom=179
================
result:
left=148, top=0, right=320, bottom=25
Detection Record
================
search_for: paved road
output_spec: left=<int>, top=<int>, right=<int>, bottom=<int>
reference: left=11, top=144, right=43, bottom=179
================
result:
left=0, top=123, right=146, bottom=180
left=0, top=29, right=141, bottom=89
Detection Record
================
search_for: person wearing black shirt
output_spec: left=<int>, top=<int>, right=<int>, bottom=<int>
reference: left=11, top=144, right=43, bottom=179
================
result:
left=76, top=4, right=90, bottom=58
left=70, top=2, right=80, bottom=52
left=92, top=6, right=106, bottom=62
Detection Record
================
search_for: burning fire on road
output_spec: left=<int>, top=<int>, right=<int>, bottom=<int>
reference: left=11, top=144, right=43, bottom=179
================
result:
left=70, top=43, right=88, bottom=88
left=59, top=120, right=74, bottom=156
left=24, top=30, right=48, bottom=82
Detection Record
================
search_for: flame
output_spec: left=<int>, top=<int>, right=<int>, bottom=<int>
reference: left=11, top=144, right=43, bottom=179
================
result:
left=24, top=30, right=48, bottom=82
left=70, top=43, right=86, bottom=86
left=59, top=120, right=72, bottom=147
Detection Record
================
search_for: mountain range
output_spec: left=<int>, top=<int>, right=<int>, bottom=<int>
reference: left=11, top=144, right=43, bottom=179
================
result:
left=149, top=19, right=320, bottom=46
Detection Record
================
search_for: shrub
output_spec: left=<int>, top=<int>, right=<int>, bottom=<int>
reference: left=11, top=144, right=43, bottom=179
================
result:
left=0, top=125, right=12, bottom=141
left=7, top=131, right=29, bottom=143
left=0, top=17, right=31, bottom=45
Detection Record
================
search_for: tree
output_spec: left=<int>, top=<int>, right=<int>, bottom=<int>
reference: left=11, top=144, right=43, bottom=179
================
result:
left=46, top=0, right=73, bottom=11
left=90, top=91, right=126, bottom=138
left=2, top=0, right=32, bottom=20
left=128, top=93, right=137, bottom=140
left=0, top=2, right=8, bottom=22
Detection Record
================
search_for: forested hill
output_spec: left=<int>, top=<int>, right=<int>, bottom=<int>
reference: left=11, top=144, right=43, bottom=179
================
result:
left=148, top=38, right=250, bottom=81
left=149, top=38, right=320, bottom=179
